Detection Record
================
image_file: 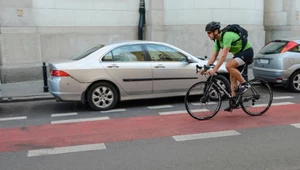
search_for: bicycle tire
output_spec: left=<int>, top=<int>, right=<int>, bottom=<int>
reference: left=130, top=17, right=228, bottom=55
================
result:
left=240, top=78, right=273, bottom=116
left=185, top=81, right=222, bottom=120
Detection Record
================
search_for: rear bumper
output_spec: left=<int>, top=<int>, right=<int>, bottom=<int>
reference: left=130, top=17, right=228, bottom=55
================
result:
left=48, top=76, right=90, bottom=101
left=252, top=67, right=288, bottom=84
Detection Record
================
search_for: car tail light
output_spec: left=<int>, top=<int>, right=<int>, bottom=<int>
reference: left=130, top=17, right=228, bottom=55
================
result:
left=276, top=78, right=283, bottom=83
left=281, top=41, right=298, bottom=53
left=51, top=70, right=70, bottom=77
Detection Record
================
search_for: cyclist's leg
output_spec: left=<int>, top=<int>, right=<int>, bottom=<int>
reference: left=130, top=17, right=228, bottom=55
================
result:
left=224, top=65, right=241, bottom=111
left=226, top=58, right=246, bottom=89
left=230, top=74, right=238, bottom=97
left=231, top=48, right=254, bottom=94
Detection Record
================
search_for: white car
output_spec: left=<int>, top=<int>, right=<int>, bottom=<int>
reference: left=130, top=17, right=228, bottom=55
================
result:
left=48, top=41, right=230, bottom=111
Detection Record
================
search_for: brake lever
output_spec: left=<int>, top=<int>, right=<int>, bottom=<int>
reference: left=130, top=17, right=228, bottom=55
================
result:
left=196, top=65, right=203, bottom=74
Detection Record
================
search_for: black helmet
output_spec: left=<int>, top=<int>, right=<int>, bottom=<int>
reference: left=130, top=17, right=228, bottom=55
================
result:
left=205, top=21, right=221, bottom=32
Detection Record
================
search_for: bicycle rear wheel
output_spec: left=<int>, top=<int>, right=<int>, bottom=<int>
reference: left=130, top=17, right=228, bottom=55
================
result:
left=241, top=79, right=273, bottom=116
left=185, top=81, right=222, bottom=120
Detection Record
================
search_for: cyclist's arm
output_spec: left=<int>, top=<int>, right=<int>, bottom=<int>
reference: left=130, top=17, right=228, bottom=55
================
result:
left=207, top=50, right=219, bottom=66
left=213, top=47, right=229, bottom=71
left=213, top=33, right=232, bottom=71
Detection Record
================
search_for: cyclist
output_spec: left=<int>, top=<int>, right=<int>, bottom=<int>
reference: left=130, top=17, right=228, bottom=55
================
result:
left=201, top=21, right=254, bottom=111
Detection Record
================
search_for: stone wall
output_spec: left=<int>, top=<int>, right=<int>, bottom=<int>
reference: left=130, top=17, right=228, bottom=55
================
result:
left=0, top=0, right=297, bottom=83
left=264, top=0, right=300, bottom=42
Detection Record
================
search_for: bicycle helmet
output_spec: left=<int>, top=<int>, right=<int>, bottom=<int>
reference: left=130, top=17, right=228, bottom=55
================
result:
left=205, top=21, right=221, bottom=32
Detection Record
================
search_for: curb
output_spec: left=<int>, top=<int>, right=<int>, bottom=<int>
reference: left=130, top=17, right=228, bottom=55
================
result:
left=0, top=94, right=55, bottom=103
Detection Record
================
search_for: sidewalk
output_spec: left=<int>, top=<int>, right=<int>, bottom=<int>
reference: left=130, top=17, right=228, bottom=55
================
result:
left=0, top=80, right=54, bottom=103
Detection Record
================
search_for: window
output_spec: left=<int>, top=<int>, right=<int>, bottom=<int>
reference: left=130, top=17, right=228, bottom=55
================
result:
left=103, top=52, right=113, bottom=61
left=102, top=45, right=144, bottom=62
left=290, top=45, right=300, bottom=53
left=70, top=44, right=104, bottom=60
left=145, top=44, right=187, bottom=62
left=259, top=41, right=288, bottom=55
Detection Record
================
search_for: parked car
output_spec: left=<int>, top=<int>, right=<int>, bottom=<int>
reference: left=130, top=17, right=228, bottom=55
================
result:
left=48, top=41, right=230, bottom=111
left=253, top=38, right=300, bottom=92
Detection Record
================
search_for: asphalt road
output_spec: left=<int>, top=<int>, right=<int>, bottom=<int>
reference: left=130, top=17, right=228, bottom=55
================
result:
left=0, top=86, right=300, bottom=170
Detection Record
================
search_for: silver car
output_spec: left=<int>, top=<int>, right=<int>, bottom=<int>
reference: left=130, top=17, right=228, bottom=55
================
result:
left=48, top=41, right=229, bottom=111
left=253, top=39, right=300, bottom=92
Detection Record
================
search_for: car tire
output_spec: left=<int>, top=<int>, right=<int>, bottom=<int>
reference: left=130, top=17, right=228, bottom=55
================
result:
left=289, top=70, right=300, bottom=93
left=87, top=82, right=118, bottom=111
left=209, top=75, right=230, bottom=100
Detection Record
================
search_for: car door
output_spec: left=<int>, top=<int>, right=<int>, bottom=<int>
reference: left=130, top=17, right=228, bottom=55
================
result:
left=144, top=44, right=200, bottom=94
left=101, top=44, right=153, bottom=95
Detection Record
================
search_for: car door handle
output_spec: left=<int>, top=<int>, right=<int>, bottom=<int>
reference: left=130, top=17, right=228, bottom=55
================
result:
left=107, top=64, right=119, bottom=68
left=154, top=65, right=165, bottom=68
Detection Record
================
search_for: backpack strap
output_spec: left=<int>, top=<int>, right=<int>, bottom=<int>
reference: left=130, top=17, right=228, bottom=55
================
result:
left=240, top=38, right=247, bottom=52
left=216, top=40, right=221, bottom=50
left=231, top=38, right=241, bottom=46
left=216, top=31, right=225, bottom=50
left=218, top=32, right=244, bottom=52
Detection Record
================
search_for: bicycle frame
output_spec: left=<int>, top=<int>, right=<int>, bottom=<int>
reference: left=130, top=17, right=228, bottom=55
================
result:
left=203, top=74, right=232, bottom=98
left=198, top=64, right=261, bottom=107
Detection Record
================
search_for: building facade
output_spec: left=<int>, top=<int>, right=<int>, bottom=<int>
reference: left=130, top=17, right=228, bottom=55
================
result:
left=0, top=0, right=299, bottom=83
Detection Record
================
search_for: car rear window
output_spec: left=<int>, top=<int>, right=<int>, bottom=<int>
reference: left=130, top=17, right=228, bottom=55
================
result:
left=259, top=41, right=288, bottom=54
left=69, top=44, right=105, bottom=60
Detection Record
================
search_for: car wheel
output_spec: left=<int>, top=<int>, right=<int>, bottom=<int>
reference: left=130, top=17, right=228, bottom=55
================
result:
left=87, top=82, right=118, bottom=111
left=289, top=70, right=300, bottom=92
left=209, top=75, right=230, bottom=100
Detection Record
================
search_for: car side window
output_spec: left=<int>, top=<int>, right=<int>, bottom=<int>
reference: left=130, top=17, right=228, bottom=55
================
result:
left=290, top=45, right=300, bottom=53
left=145, top=44, right=187, bottom=62
left=102, top=45, right=144, bottom=62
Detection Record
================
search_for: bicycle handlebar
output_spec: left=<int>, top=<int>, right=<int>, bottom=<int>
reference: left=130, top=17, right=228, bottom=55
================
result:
left=196, top=64, right=215, bottom=74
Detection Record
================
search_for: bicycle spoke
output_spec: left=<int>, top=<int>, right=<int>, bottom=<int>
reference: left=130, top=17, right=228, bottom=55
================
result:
left=241, top=79, right=273, bottom=116
left=185, top=82, right=222, bottom=120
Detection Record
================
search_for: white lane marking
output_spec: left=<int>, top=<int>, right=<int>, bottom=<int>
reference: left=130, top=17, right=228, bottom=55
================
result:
left=0, top=116, right=27, bottom=121
left=159, top=109, right=208, bottom=115
left=173, top=130, right=241, bottom=142
left=192, top=102, right=217, bottom=106
left=273, top=96, right=294, bottom=100
left=147, top=105, right=173, bottom=109
left=252, top=102, right=295, bottom=107
left=101, top=109, right=126, bottom=113
left=27, top=143, right=106, bottom=157
left=291, top=123, right=300, bottom=128
left=51, top=117, right=110, bottom=124
left=51, top=112, right=78, bottom=117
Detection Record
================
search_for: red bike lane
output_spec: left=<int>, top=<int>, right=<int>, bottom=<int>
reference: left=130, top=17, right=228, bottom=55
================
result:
left=0, top=104, right=300, bottom=153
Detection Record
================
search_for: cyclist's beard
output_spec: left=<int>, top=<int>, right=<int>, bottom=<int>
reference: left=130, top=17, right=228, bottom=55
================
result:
left=212, top=32, right=218, bottom=41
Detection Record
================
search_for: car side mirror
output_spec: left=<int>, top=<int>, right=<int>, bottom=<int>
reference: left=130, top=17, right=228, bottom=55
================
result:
left=187, top=56, right=194, bottom=63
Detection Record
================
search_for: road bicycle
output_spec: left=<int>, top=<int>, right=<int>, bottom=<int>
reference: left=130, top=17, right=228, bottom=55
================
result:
left=184, top=64, right=273, bottom=120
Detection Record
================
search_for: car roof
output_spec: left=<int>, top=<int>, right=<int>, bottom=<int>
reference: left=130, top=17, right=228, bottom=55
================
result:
left=106, top=40, right=172, bottom=47
left=272, top=37, right=300, bottom=43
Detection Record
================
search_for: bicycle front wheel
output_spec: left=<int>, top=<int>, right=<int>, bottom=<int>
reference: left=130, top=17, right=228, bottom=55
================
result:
left=185, top=81, right=222, bottom=120
left=241, top=79, right=273, bottom=116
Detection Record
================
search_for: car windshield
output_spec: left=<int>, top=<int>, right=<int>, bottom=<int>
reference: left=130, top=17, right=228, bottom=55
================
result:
left=259, top=41, right=288, bottom=54
left=69, top=44, right=105, bottom=60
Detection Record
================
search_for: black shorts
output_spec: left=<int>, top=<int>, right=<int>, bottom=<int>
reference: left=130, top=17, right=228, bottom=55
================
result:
left=234, top=47, right=254, bottom=72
